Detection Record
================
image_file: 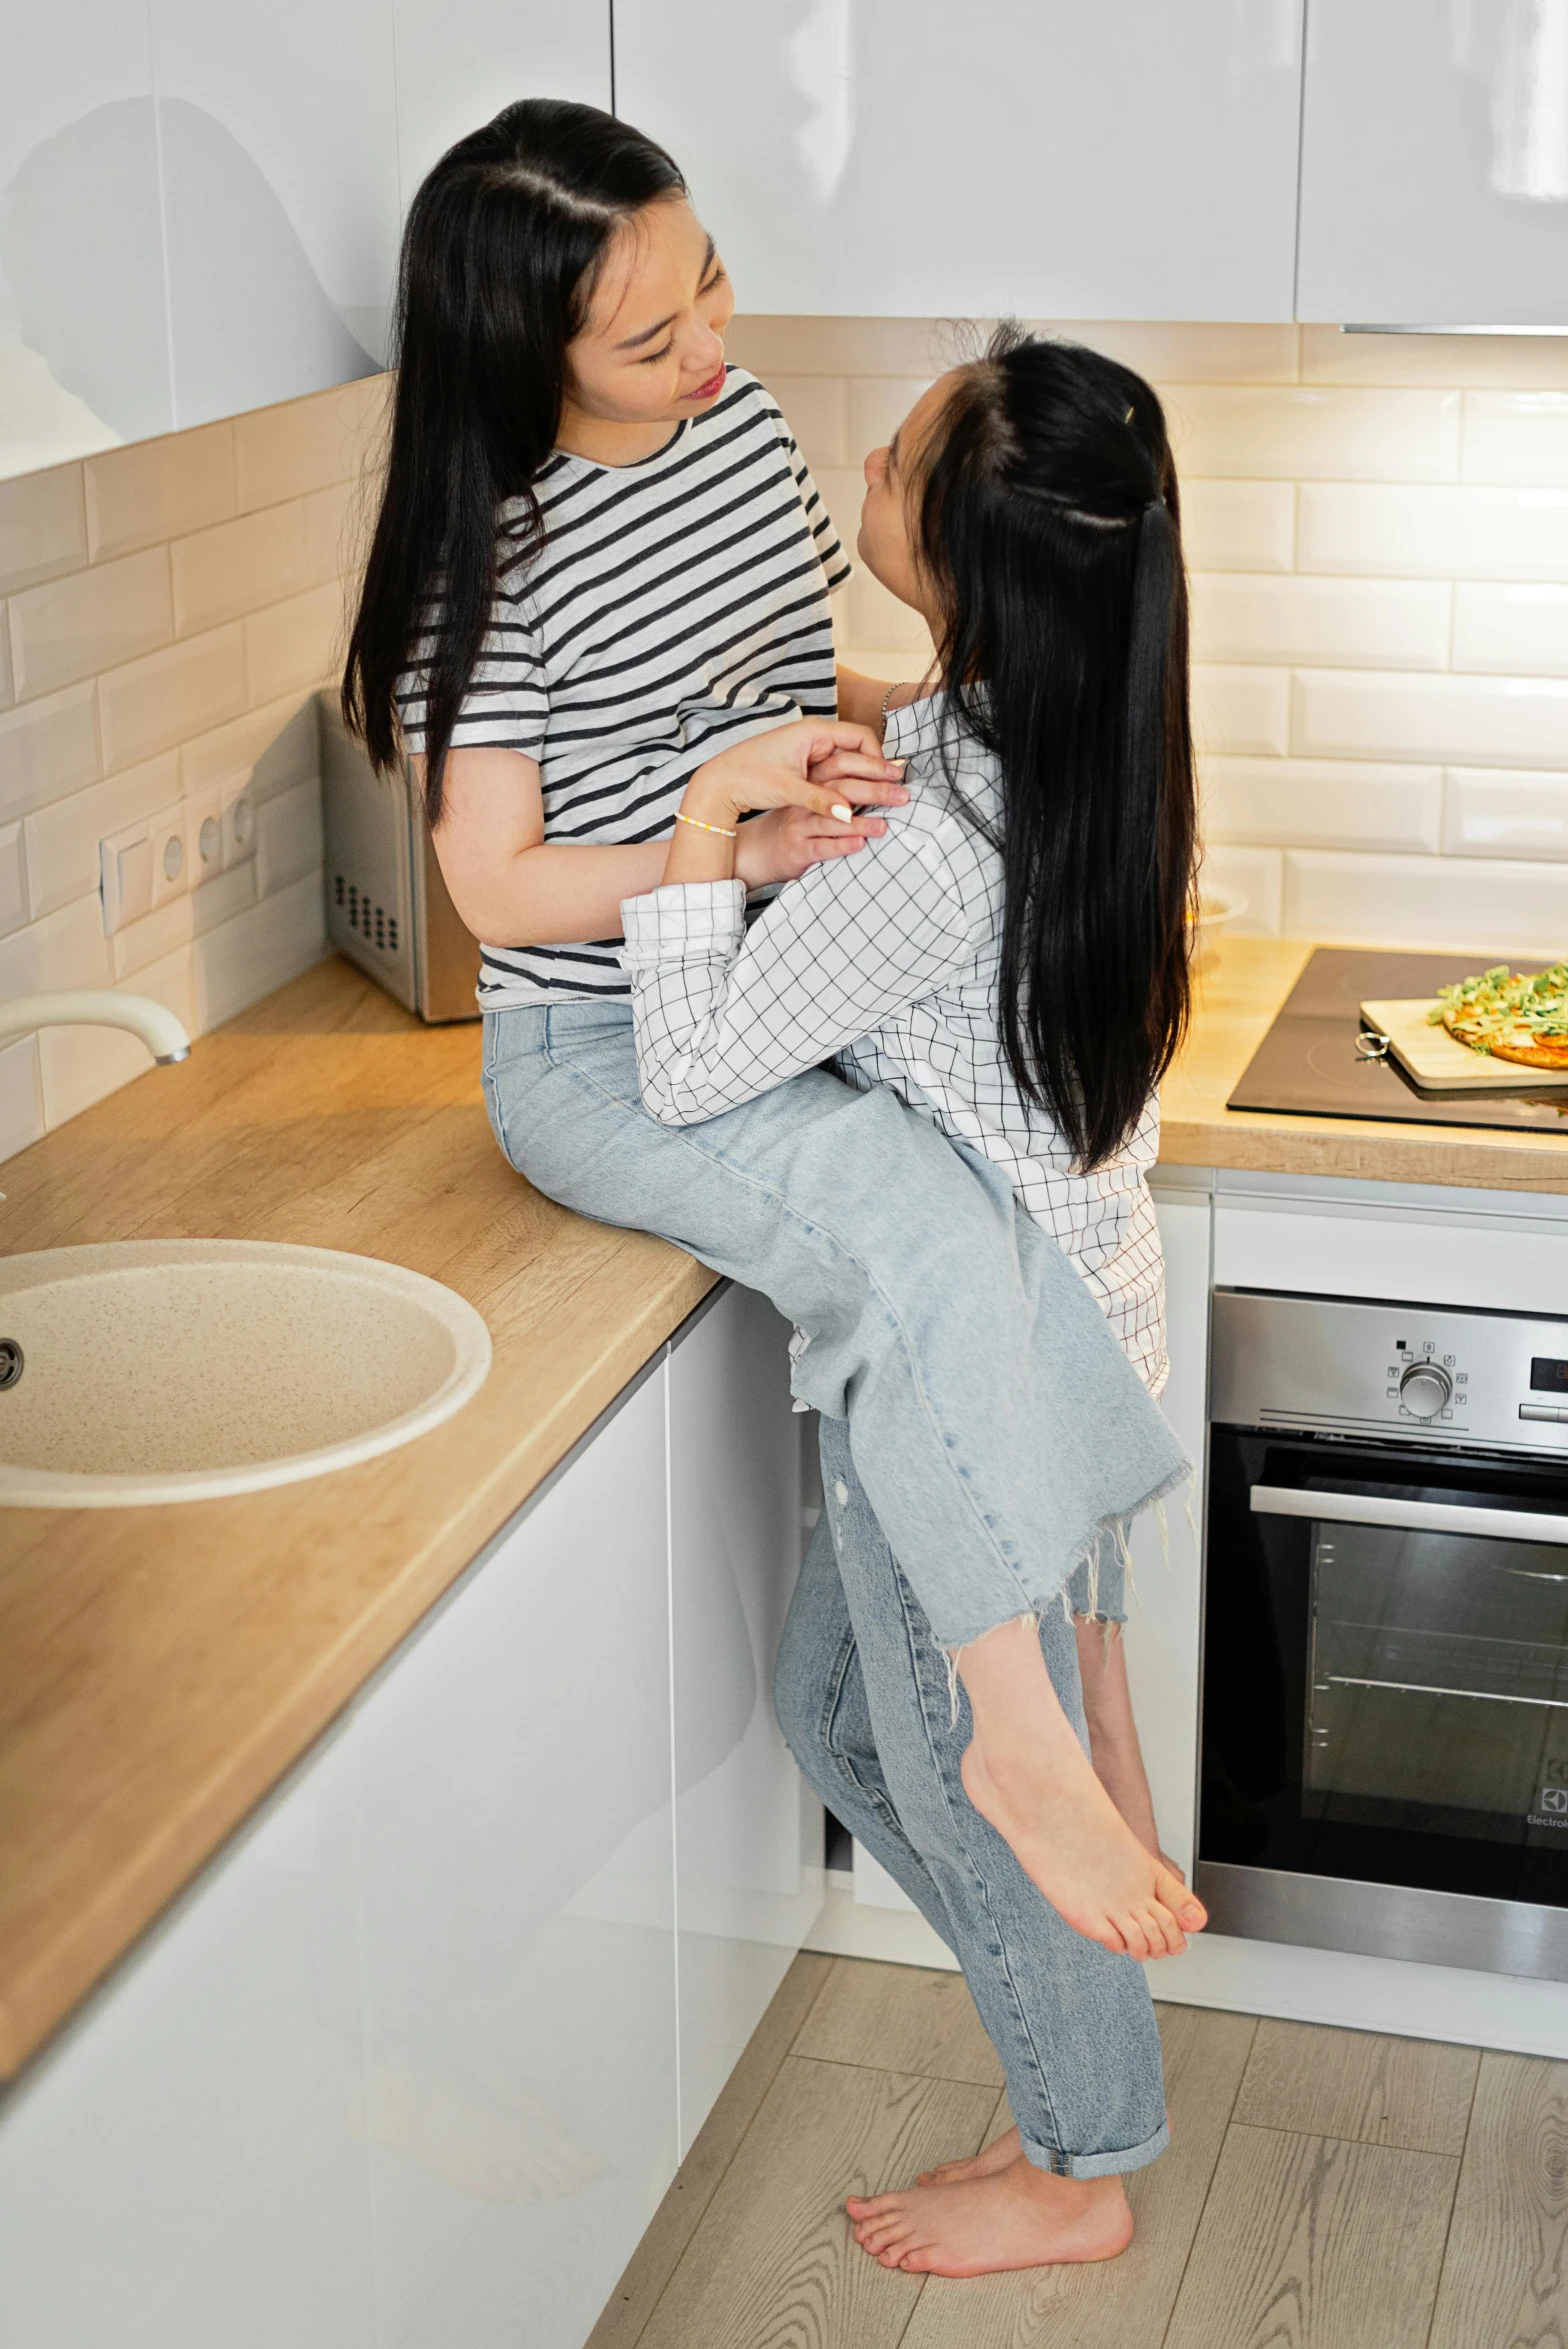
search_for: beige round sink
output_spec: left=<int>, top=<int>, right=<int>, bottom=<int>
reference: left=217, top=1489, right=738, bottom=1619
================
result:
left=0, top=1240, right=492, bottom=1508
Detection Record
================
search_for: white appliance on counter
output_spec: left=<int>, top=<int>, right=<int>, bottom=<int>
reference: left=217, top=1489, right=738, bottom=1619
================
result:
left=319, top=695, right=482, bottom=1023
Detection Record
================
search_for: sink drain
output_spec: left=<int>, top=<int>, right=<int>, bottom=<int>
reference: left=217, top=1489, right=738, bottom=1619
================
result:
left=0, top=1339, right=23, bottom=1390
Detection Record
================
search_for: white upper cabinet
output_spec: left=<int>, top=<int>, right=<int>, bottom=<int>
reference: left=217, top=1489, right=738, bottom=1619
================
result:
left=148, top=0, right=404, bottom=428
left=0, top=4, right=612, bottom=473
left=0, top=0, right=175, bottom=472
left=1297, top=1, right=1568, bottom=327
left=613, top=0, right=1305, bottom=320
left=393, top=0, right=611, bottom=214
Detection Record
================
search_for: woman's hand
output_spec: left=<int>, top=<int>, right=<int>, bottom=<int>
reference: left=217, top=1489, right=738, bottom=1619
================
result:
left=665, top=718, right=906, bottom=889
left=688, top=718, right=906, bottom=828
left=735, top=803, right=890, bottom=889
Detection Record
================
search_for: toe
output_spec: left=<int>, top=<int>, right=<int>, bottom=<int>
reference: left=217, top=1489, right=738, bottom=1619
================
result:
left=1146, top=1900, right=1187, bottom=1957
left=1117, top=1909, right=1152, bottom=1962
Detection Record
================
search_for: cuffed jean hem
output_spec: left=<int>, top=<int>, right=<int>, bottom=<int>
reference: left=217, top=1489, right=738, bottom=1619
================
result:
left=1021, top=2117, right=1171, bottom=2181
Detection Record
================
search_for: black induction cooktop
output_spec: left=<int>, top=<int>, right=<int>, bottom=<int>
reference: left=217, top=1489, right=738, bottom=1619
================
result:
left=1227, top=947, right=1568, bottom=1137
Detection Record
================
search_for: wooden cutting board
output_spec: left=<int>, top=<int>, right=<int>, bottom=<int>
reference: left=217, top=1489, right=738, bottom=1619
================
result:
left=1361, top=997, right=1568, bottom=1091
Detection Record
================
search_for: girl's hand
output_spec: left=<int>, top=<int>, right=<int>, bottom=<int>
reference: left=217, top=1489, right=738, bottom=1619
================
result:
left=735, top=803, right=889, bottom=890
left=687, top=718, right=907, bottom=829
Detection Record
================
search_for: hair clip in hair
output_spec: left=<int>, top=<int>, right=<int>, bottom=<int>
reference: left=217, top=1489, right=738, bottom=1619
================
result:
left=1123, top=403, right=1135, bottom=423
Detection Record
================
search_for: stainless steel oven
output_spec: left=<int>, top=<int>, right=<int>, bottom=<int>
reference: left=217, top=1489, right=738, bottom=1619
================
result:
left=1199, top=1288, right=1568, bottom=1981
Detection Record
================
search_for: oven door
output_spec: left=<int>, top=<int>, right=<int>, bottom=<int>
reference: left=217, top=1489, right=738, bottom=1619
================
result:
left=1198, top=1428, right=1568, bottom=1979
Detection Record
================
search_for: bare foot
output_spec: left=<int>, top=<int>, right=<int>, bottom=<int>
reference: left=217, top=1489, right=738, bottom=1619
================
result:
left=847, top=2164, right=1134, bottom=2276
left=959, top=1617, right=1207, bottom=1961
left=918, top=2123, right=1022, bottom=2187
left=1074, top=1615, right=1187, bottom=1882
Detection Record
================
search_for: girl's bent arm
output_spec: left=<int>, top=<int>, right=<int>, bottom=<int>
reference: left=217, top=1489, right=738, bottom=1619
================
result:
left=620, top=829, right=972, bottom=1126
left=423, top=743, right=880, bottom=945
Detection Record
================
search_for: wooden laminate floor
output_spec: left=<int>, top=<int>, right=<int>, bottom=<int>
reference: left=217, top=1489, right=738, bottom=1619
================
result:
left=586, top=1954, right=1568, bottom=2349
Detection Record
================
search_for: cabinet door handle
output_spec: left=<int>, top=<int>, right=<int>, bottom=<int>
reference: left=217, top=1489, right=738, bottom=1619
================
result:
left=1248, top=1485, right=1568, bottom=1548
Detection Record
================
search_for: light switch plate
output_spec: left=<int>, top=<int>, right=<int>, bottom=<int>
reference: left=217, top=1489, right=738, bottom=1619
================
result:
left=100, top=822, right=155, bottom=934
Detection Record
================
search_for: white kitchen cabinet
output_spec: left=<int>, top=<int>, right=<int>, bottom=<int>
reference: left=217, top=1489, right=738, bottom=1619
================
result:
left=0, top=1, right=176, bottom=461
left=668, top=1286, right=821, bottom=2157
left=0, top=5, right=612, bottom=467
left=1297, top=0, right=1568, bottom=328
left=148, top=0, right=403, bottom=421
left=351, top=1360, right=678, bottom=2349
left=392, top=0, right=612, bottom=218
left=613, top=0, right=1304, bottom=320
left=0, top=1295, right=818, bottom=2347
left=0, top=1700, right=378, bottom=2349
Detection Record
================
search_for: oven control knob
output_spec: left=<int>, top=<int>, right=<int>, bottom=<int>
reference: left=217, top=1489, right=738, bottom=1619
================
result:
left=1399, top=1360, right=1452, bottom=1418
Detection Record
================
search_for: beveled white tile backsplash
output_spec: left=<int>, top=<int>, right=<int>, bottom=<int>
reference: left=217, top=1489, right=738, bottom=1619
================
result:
left=727, top=316, right=1568, bottom=962
left=0, top=372, right=387, bottom=1163
left=5, top=321, right=1568, bottom=1168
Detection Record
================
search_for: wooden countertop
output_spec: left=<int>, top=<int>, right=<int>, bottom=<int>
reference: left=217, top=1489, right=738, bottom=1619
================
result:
left=2, top=933, right=1564, bottom=2081
left=0, top=958, right=713, bottom=2079
left=1164, top=936, right=1568, bottom=1196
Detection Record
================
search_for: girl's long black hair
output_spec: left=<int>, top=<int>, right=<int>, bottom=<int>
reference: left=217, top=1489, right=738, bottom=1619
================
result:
left=918, top=329, right=1198, bottom=1172
left=342, top=100, right=684, bottom=823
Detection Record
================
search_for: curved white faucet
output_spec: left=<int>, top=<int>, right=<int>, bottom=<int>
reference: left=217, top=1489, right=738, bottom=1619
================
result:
left=0, top=991, right=191, bottom=1065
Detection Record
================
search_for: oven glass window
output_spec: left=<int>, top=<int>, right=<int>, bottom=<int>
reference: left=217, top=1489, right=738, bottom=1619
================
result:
left=1306, top=1525, right=1568, bottom=1844
left=1202, top=1431, right=1568, bottom=1907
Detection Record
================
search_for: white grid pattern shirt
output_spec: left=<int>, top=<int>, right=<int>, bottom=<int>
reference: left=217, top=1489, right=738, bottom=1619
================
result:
left=619, top=694, right=1167, bottom=1392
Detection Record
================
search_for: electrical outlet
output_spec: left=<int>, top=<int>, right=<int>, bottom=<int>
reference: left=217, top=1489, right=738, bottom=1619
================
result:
left=221, top=778, right=256, bottom=871
left=99, top=822, right=155, bottom=934
left=148, top=802, right=188, bottom=910
left=185, top=788, right=225, bottom=887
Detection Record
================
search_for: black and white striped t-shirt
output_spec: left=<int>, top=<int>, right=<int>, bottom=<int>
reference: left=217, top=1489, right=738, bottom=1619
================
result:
left=396, top=367, right=851, bottom=1007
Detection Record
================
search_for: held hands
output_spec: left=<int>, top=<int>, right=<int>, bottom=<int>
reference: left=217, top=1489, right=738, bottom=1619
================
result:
left=675, top=719, right=908, bottom=890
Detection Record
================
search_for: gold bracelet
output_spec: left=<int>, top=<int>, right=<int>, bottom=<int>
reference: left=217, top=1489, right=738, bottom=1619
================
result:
left=675, top=809, right=737, bottom=840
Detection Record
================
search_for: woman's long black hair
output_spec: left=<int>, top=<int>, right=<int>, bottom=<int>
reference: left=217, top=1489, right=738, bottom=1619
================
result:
left=342, top=100, right=684, bottom=823
left=917, top=329, right=1197, bottom=1172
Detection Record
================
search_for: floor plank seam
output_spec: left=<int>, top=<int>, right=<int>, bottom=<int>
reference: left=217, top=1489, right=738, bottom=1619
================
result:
left=1418, top=2057, right=1487, bottom=2349
left=782, top=2047, right=1005, bottom=2089
left=1154, top=2015, right=1261, bottom=2349
left=1215, top=2110, right=1471, bottom=2158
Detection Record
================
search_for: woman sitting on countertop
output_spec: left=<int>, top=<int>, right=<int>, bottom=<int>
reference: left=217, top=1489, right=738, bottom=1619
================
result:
left=343, top=96, right=1200, bottom=2278
left=618, top=327, right=1203, bottom=2276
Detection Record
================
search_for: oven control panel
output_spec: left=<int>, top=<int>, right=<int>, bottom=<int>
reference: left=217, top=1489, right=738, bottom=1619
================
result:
left=1211, top=1289, right=1568, bottom=1453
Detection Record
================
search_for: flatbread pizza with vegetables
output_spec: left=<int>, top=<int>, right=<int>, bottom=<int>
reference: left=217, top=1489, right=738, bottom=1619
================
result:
left=1428, top=961, right=1568, bottom=1069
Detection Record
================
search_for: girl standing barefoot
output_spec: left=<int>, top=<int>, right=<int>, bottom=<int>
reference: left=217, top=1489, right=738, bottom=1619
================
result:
left=619, top=330, right=1206, bottom=2271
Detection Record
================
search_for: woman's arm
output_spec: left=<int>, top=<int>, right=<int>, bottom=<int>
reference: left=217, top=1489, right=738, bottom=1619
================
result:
left=620, top=825, right=972, bottom=1126
left=422, top=741, right=903, bottom=945
left=836, top=666, right=932, bottom=733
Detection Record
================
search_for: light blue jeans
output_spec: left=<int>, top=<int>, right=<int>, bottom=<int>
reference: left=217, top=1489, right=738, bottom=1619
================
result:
left=481, top=999, right=1176, bottom=2175
left=481, top=1002, right=1188, bottom=1650
left=777, top=1420, right=1167, bottom=2177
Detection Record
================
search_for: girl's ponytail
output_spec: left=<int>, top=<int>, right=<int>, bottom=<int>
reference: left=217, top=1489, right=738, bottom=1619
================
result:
left=918, top=331, right=1197, bottom=1172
